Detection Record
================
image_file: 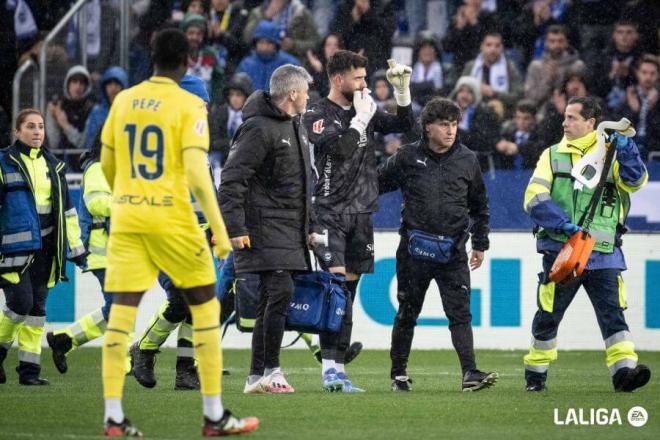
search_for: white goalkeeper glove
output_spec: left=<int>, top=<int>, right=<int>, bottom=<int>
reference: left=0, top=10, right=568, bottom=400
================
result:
left=386, top=58, right=412, bottom=107
left=350, top=88, right=377, bottom=134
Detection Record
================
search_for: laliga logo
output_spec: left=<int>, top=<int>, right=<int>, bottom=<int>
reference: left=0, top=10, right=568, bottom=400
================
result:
left=553, top=406, right=648, bottom=427
left=290, top=302, right=310, bottom=311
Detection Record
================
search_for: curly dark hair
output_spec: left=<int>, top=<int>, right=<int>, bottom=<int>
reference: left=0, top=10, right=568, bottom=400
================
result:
left=420, top=97, right=462, bottom=128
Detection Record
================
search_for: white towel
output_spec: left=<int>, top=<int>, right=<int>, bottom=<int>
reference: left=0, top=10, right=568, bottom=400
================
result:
left=470, top=54, right=509, bottom=93
left=412, top=61, right=443, bottom=89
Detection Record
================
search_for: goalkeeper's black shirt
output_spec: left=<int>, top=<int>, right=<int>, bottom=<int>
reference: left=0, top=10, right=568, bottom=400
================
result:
left=303, top=97, right=414, bottom=214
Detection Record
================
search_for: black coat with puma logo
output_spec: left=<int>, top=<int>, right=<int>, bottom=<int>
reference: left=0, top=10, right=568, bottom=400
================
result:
left=378, top=139, right=490, bottom=253
left=219, top=91, right=315, bottom=273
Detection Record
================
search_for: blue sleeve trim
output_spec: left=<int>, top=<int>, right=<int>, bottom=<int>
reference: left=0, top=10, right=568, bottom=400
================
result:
left=529, top=199, right=570, bottom=231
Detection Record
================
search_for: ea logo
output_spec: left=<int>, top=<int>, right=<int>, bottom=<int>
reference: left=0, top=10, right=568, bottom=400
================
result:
left=627, top=406, right=648, bottom=427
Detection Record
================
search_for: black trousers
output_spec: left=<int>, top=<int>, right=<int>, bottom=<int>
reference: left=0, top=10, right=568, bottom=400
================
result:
left=3, top=246, right=53, bottom=317
left=390, top=238, right=476, bottom=378
left=250, top=270, right=294, bottom=375
left=525, top=253, right=631, bottom=384
left=3, top=243, right=54, bottom=378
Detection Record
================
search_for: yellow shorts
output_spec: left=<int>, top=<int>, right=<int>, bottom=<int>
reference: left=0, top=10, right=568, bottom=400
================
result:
left=105, top=230, right=216, bottom=292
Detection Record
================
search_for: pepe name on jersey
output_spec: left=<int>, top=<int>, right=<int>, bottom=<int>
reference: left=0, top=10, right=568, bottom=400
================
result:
left=131, top=98, right=162, bottom=112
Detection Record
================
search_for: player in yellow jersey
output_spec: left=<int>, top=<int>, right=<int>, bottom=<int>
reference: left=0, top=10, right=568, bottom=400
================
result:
left=99, top=29, right=259, bottom=437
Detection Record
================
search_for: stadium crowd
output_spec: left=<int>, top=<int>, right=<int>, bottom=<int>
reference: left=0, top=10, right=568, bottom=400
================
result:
left=1, top=0, right=659, bottom=172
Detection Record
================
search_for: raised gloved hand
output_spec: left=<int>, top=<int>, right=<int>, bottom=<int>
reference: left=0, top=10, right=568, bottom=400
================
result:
left=609, top=132, right=630, bottom=151
left=350, top=88, right=377, bottom=134
left=560, top=222, right=582, bottom=236
left=386, top=59, right=412, bottom=107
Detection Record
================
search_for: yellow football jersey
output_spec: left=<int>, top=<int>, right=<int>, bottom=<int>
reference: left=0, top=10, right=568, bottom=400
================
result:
left=101, top=76, right=209, bottom=234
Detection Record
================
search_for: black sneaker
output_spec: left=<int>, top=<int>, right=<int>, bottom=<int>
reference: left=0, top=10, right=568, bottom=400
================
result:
left=615, top=364, right=651, bottom=392
left=391, top=375, right=413, bottom=392
left=129, top=343, right=157, bottom=388
left=462, top=369, right=498, bottom=392
left=104, top=417, right=143, bottom=437
left=174, top=357, right=200, bottom=390
left=47, top=332, right=72, bottom=374
left=18, top=375, right=49, bottom=385
left=526, top=380, right=546, bottom=392
left=19, top=377, right=49, bottom=385
left=202, top=410, right=259, bottom=436
left=344, top=342, right=363, bottom=365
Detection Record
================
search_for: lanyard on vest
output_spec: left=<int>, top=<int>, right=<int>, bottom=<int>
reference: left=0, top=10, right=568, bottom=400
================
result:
left=577, top=137, right=617, bottom=230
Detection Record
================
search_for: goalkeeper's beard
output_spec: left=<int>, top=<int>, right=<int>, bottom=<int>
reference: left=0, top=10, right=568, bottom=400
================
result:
left=342, top=89, right=357, bottom=104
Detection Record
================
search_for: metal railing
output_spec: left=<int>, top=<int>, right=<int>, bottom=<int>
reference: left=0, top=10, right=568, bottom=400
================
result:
left=38, top=0, right=89, bottom=114
left=11, top=57, right=39, bottom=141
left=37, top=0, right=131, bottom=114
left=119, top=0, right=130, bottom=71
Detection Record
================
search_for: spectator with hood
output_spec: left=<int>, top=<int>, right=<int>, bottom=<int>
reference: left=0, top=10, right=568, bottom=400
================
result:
left=450, top=76, right=500, bottom=172
left=209, top=73, right=253, bottom=181
left=181, top=12, right=225, bottom=102
left=83, top=66, right=128, bottom=150
left=46, top=65, right=95, bottom=170
left=238, top=20, right=299, bottom=92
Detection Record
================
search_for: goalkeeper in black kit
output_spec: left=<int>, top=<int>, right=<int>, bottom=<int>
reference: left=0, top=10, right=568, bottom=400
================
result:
left=303, top=50, right=414, bottom=392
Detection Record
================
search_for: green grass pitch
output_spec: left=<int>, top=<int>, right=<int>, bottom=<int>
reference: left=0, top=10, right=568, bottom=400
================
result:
left=1, top=348, right=658, bottom=439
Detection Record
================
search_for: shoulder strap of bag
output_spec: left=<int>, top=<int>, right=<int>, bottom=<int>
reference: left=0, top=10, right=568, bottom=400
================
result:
left=577, top=137, right=618, bottom=229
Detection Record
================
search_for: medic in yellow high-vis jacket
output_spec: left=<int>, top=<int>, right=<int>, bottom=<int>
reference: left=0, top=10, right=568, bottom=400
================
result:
left=522, top=97, right=650, bottom=393
left=0, top=109, right=86, bottom=385
left=47, top=136, right=115, bottom=375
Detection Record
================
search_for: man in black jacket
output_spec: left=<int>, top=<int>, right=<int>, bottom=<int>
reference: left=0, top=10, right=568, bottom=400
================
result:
left=219, top=64, right=315, bottom=394
left=378, top=98, right=498, bottom=393
left=302, top=50, right=414, bottom=392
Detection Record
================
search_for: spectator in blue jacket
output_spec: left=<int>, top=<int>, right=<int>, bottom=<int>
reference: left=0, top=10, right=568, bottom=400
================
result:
left=83, top=66, right=128, bottom=149
left=237, top=20, right=299, bottom=92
